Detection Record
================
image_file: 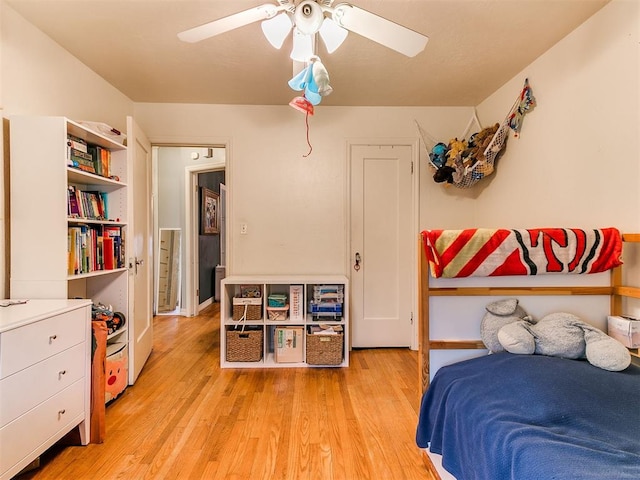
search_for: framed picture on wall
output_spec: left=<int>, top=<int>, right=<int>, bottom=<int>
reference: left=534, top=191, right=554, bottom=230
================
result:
left=201, top=187, right=220, bottom=235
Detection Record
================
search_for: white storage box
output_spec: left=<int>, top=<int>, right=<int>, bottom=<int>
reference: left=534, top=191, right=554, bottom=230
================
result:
left=275, top=326, right=304, bottom=363
left=607, top=315, right=640, bottom=348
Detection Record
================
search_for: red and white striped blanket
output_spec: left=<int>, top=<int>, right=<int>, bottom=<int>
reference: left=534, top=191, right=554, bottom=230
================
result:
left=422, top=228, right=622, bottom=278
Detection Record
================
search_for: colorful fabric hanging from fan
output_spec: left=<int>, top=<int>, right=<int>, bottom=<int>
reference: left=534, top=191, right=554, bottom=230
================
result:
left=288, top=56, right=333, bottom=106
left=288, top=56, right=333, bottom=157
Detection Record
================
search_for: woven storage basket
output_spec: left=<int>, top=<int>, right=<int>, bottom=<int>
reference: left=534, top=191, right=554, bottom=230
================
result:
left=232, top=297, right=262, bottom=321
left=306, top=332, right=344, bottom=365
left=226, top=327, right=263, bottom=362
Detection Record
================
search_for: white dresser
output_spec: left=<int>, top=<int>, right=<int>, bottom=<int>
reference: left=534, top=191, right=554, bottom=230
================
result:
left=0, top=299, right=92, bottom=480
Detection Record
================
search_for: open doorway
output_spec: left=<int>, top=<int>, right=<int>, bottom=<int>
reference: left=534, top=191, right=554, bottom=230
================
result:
left=153, top=146, right=227, bottom=316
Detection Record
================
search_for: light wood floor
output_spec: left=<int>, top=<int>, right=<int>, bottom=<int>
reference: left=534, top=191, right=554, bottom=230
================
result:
left=19, top=303, right=433, bottom=480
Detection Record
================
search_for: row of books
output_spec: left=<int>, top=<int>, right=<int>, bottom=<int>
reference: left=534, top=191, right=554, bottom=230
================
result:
left=68, top=185, right=109, bottom=220
left=68, top=224, right=125, bottom=275
left=67, top=134, right=112, bottom=178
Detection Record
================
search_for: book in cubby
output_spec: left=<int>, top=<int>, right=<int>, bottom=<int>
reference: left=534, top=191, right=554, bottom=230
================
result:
left=67, top=185, right=109, bottom=220
left=67, top=133, right=112, bottom=180
left=86, top=144, right=112, bottom=178
left=68, top=223, right=125, bottom=275
left=103, top=225, right=125, bottom=269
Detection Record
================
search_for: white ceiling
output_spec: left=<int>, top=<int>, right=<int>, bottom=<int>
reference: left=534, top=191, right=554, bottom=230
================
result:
left=7, top=0, right=610, bottom=107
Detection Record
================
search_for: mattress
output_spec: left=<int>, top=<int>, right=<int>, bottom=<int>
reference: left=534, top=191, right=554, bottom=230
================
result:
left=416, top=352, right=640, bottom=480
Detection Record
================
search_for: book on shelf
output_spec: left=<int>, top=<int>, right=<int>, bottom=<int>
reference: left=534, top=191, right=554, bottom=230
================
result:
left=87, top=145, right=101, bottom=176
left=87, top=145, right=112, bottom=179
left=69, top=148, right=95, bottom=174
left=67, top=187, right=108, bottom=220
left=103, top=236, right=115, bottom=270
left=68, top=225, right=89, bottom=275
left=85, top=191, right=105, bottom=219
left=68, top=226, right=80, bottom=275
left=68, top=223, right=120, bottom=274
left=68, top=186, right=81, bottom=217
left=67, top=134, right=88, bottom=153
left=101, top=148, right=111, bottom=179
left=103, top=225, right=124, bottom=268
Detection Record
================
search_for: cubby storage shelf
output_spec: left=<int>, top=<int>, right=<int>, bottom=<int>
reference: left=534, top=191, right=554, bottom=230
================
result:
left=220, top=275, right=349, bottom=368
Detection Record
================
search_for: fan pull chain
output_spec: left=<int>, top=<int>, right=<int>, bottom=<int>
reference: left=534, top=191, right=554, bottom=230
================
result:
left=303, top=111, right=313, bottom=157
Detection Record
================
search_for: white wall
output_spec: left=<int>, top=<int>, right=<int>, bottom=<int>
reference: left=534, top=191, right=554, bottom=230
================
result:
left=134, top=103, right=473, bottom=275
left=1, top=4, right=132, bottom=127
left=0, top=3, right=134, bottom=297
left=473, top=0, right=639, bottom=232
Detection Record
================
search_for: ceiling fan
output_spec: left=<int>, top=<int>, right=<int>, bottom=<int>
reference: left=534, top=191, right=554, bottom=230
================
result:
left=177, top=0, right=429, bottom=59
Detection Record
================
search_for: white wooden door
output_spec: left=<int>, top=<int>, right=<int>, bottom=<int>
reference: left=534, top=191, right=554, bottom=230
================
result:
left=128, top=117, right=153, bottom=383
left=350, top=145, right=413, bottom=347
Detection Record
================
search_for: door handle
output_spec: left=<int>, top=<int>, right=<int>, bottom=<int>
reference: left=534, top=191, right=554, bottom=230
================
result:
left=130, top=257, right=144, bottom=274
left=354, top=252, right=361, bottom=271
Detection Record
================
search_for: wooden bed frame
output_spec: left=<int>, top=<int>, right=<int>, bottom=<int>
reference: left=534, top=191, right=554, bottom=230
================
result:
left=417, top=232, right=640, bottom=479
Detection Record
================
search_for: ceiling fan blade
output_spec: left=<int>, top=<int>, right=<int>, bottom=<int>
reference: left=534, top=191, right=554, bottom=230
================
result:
left=178, top=4, right=280, bottom=43
left=331, top=3, right=428, bottom=57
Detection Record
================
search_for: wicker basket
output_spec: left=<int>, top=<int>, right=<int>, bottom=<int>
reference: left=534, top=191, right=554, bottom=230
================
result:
left=306, top=332, right=344, bottom=365
left=226, top=327, right=263, bottom=362
left=232, top=297, right=262, bottom=321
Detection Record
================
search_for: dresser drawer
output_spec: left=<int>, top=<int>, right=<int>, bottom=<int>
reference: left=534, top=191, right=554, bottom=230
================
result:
left=0, top=343, right=85, bottom=426
left=0, top=308, right=86, bottom=379
left=0, top=379, right=85, bottom=479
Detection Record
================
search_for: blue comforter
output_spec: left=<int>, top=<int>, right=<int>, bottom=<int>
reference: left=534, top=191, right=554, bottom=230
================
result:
left=416, top=353, right=640, bottom=480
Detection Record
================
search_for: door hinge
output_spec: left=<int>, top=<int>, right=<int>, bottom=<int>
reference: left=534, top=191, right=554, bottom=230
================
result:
left=411, top=161, right=414, bottom=174
left=410, top=312, right=414, bottom=324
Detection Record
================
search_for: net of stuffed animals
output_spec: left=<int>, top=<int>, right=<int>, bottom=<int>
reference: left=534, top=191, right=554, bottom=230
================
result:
left=417, top=79, right=535, bottom=189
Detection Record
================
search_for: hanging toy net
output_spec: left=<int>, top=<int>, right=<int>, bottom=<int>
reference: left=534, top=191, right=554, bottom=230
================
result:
left=417, top=79, right=535, bottom=189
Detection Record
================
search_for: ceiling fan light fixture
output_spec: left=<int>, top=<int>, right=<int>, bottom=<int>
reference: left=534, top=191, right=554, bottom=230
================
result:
left=294, top=0, right=325, bottom=35
left=318, top=17, right=348, bottom=54
left=290, top=29, right=314, bottom=62
left=261, top=12, right=292, bottom=49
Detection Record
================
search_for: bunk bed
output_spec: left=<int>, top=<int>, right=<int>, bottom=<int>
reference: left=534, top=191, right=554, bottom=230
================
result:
left=416, top=228, right=640, bottom=480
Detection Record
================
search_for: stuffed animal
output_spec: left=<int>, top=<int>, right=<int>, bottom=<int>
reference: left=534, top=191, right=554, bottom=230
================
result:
left=498, top=312, right=631, bottom=371
left=429, top=142, right=448, bottom=168
left=462, top=123, right=500, bottom=167
left=480, top=298, right=534, bottom=353
left=446, top=138, right=467, bottom=165
left=433, top=165, right=456, bottom=184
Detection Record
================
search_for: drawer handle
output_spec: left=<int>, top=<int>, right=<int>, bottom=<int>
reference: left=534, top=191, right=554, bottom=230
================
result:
left=59, top=370, right=67, bottom=378
left=58, top=409, right=66, bottom=418
left=49, top=334, right=58, bottom=343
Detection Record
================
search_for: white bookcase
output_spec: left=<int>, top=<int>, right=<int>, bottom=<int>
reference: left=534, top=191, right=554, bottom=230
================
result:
left=9, top=116, right=129, bottom=358
left=221, top=275, right=349, bottom=368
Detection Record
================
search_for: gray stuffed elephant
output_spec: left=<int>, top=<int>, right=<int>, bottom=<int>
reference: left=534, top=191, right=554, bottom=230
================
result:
left=498, top=312, right=631, bottom=371
left=480, top=298, right=534, bottom=353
